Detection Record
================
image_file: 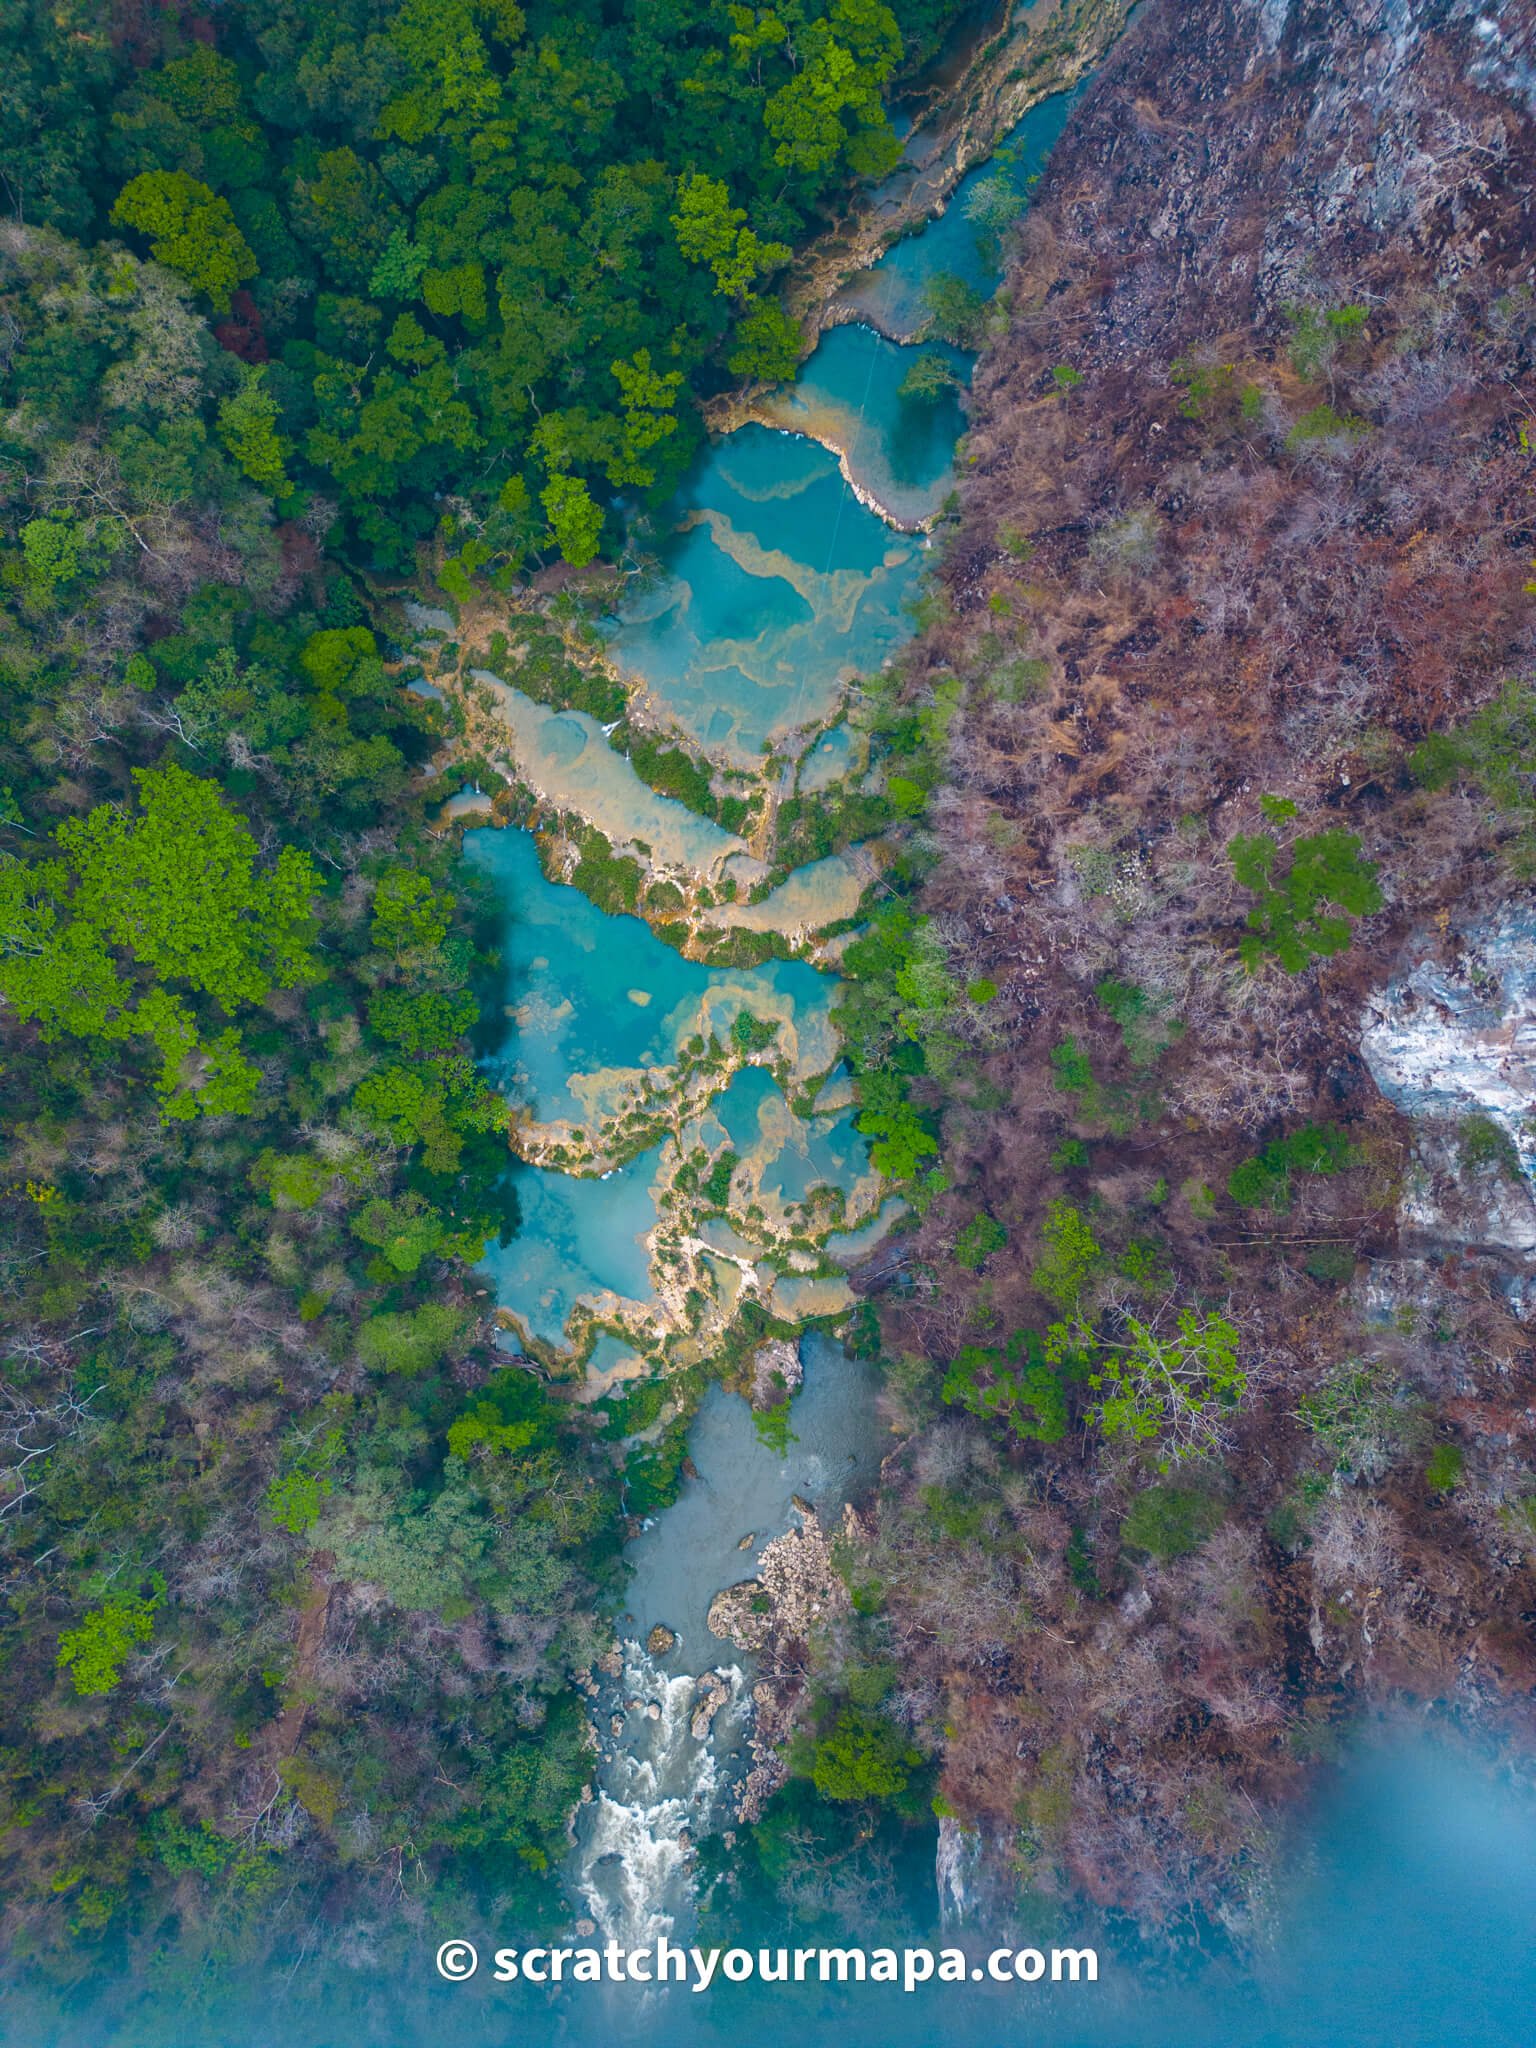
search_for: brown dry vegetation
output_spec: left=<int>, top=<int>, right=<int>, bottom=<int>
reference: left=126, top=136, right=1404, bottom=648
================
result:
left=834, top=0, right=1536, bottom=1929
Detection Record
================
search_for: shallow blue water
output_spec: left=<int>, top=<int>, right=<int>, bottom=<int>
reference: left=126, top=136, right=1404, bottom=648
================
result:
left=704, top=1064, right=865, bottom=1209
left=608, top=426, right=923, bottom=762
left=477, top=1149, right=662, bottom=1343
left=462, top=827, right=837, bottom=1127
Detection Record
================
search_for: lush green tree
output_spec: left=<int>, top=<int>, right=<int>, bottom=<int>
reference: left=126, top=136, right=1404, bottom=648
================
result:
left=217, top=364, right=292, bottom=492
left=541, top=474, right=604, bottom=567
left=110, top=170, right=257, bottom=311
left=727, top=299, right=804, bottom=380
left=0, top=763, right=320, bottom=1116
left=1229, top=822, right=1382, bottom=971
left=809, top=1707, right=921, bottom=1802
left=57, top=1587, right=160, bottom=1697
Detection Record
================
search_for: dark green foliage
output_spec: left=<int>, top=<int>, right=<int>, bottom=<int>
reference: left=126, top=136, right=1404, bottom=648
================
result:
left=0, top=182, right=617, bottom=1967
left=1065, top=1526, right=1102, bottom=1599
left=1094, top=976, right=1181, bottom=1067
left=1227, top=1123, right=1356, bottom=1212
left=922, top=272, right=988, bottom=348
left=1285, top=402, right=1370, bottom=452
left=703, top=1151, right=740, bottom=1208
left=942, top=1331, right=1069, bottom=1442
left=773, top=782, right=896, bottom=871
left=898, top=349, right=959, bottom=402
left=954, top=1211, right=1007, bottom=1270
left=1458, top=1114, right=1522, bottom=1182
left=569, top=827, right=644, bottom=915
left=1425, top=1442, right=1465, bottom=1493
left=490, top=631, right=628, bottom=724
left=619, top=728, right=729, bottom=822
left=730, top=1010, right=781, bottom=1056
left=623, top=1416, right=693, bottom=1515
left=1120, top=1485, right=1224, bottom=1560
left=4, top=0, right=968, bottom=572
left=1049, top=1034, right=1095, bottom=1093
left=1304, top=1244, right=1357, bottom=1285
left=1228, top=826, right=1382, bottom=971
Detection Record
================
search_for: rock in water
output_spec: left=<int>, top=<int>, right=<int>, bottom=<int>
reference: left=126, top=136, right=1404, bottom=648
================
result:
left=750, top=1338, right=803, bottom=1409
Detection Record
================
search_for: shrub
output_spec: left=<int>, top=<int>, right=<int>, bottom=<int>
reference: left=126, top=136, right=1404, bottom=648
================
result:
left=954, top=1212, right=1007, bottom=1270
left=1285, top=402, right=1369, bottom=452
left=1049, top=1035, right=1094, bottom=1094
left=730, top=1010, right=780, bottom=1056
left=1229, top=827, right=1381, bottom=971
left=1425, top=1443, right=1465, bottom=1493
left=942, top=1333, right=1069, bottom=1443
left=1030, top=1201, right=1101, bottom=1308
left=1094, top=976, right=1180, bottom=1067
left=1408, top=681, right=1536, bottom=878
left=57, top=1587, right=160, bottom=1697
left=1228, top=1123, right=1355, bottom=1211
left=1458, top=1114, right=1522, bottom=1182
left=1121, top=1485, right=1224, bottom=1560
left=702, top=1151, right=738, bottom=1208
left=1297, top=1359, right=1424, bottom=1481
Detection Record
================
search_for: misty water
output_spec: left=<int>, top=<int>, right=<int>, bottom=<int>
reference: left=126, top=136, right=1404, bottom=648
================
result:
left=23, top=1732, right=1536, bottom=2047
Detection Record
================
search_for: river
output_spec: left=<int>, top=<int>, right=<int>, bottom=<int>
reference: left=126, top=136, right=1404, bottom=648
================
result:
left=446, top=81, right=1095, bottom=1962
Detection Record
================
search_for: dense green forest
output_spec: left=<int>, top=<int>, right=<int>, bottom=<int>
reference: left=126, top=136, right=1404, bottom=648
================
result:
left=0, top=0, right=970, bottom=1990
left=7, top=0, right=964, bottom=576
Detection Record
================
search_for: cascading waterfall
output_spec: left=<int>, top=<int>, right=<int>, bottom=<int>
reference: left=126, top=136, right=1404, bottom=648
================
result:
left=527, top=92, right=1086, bottom=1955
left=935, top=1813, right=982, bottom=1928
left=574, top=1643, right=749, bottom=1946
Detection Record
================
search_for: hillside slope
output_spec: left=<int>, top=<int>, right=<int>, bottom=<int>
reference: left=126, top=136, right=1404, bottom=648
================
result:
left=837, top=0, right=1536, bottom=1925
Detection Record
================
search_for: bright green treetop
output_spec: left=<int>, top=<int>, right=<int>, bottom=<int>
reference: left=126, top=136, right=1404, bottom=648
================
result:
left=0, top=763, right=321, bottom=1117
left=110, top=170, right=257, bottom=312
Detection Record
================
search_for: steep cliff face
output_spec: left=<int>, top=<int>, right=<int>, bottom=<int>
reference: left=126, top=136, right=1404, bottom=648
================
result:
left=841, top=0, right=1536, bottom=1929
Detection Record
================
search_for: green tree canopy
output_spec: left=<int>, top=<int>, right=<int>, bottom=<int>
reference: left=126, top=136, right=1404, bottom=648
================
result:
left=0, top=763, right=321, bottom=1116
left=110, top=170, right=257, bottom=311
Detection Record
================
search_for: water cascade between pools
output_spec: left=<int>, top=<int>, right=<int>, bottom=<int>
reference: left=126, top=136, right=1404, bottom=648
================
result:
left=454, top=88, right=1085, bottom=1947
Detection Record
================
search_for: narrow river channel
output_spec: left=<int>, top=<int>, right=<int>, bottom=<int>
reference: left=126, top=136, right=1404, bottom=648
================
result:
left=457, top=83, right=1091, bottom=1946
